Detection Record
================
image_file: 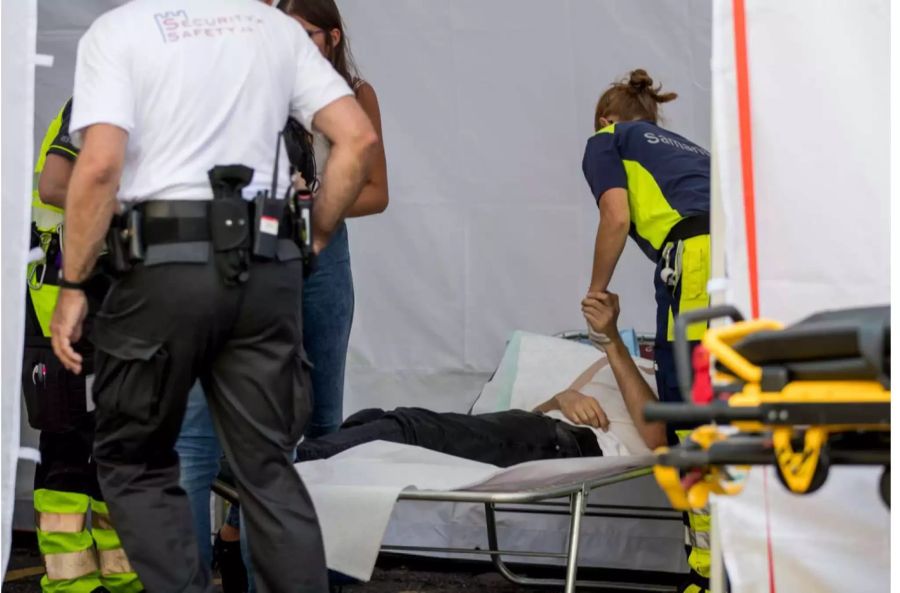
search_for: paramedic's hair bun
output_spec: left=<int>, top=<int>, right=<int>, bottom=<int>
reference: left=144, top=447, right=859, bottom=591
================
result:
left=629, top=69, right=678, bottom=104
left=628, top=69, right=654, bottom=93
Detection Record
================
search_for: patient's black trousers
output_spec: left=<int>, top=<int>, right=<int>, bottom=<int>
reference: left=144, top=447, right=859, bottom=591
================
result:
left=297, top=408, right=602, bottom=467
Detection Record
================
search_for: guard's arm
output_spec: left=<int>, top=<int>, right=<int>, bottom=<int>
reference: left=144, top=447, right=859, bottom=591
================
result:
left=343, top=82, right=388, bottom=218
left=61, top=124, right=126, bottom=283
left=38, top=154, right=76, bottom=209
left=588, top=188, right=630, bottom=293
left=310, top=96, right=379, bottom=252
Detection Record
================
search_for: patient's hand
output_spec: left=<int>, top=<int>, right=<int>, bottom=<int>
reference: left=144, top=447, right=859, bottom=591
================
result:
left=553, top=389, right=609, bottom=431
left=582, top=292, right=620, bottom=344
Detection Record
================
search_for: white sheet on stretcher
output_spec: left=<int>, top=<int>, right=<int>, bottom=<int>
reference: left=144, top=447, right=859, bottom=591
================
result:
left=295, top=331, right=658, bottom=581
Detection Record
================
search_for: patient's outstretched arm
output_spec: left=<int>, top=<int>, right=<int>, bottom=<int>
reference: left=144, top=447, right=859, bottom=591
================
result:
left=583, top=293, right=667, bottom=449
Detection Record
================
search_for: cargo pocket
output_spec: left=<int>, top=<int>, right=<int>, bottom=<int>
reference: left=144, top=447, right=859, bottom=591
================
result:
left=21, top=337, right=88, bottom=432
left=91, top=324, right=168, bottom=423
left=289, top=349, right=314, bottom=442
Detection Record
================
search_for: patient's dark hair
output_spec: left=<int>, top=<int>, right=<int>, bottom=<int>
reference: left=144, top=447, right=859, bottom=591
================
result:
left=278, top=0, right=359, bottom=87
left=594, top=69, right=678, bottom=130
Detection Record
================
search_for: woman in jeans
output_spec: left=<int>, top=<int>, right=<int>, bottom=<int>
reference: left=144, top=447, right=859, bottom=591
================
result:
left=175, top=0, right=388, bottom=588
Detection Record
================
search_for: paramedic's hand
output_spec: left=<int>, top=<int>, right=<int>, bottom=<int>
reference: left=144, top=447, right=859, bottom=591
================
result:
left=50, top=289, right=87, bottom=375
left=582, top=292, right=620, bottom=347
left=553, top=389, right=609, bottom=431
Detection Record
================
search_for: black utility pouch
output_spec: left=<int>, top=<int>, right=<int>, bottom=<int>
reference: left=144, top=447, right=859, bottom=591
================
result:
left=104, top=213, right=131, bottom=274
left=208, top=165, right=254, bottom=285
left=21, top=337, right=88, bottom=432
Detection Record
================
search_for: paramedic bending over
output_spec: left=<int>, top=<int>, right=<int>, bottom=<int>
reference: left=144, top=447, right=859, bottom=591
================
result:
left=581, top=69, right=711, bottom=408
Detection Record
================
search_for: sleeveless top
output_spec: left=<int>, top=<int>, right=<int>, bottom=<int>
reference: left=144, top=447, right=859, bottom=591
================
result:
left=312, top=78, right=366, bottom=182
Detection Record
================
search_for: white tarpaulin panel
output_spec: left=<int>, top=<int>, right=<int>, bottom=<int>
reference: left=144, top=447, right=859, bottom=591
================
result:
left=339, top=0, right=711, bottom=414
left=2, top=0, right=39, bottom=572
left=710, top=1, right=890, bottom=592
left=713, top=0, right=890, bottom=321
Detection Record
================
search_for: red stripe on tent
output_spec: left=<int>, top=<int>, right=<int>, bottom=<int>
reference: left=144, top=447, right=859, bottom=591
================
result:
left=762, top=468, right=777, bottom=593
left=732, top=0, right=760, bottom=318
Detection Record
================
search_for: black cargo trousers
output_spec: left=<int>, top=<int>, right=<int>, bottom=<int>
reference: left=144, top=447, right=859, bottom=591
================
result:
left=90, top=254, right=326, bottom=593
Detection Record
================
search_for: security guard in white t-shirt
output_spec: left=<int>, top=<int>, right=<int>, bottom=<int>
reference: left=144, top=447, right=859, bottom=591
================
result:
left=48, top=2, right=378, bottom=592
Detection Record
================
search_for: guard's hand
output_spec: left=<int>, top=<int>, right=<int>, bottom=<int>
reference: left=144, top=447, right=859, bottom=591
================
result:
left=581, top=292, right=620, bottom=339
left=553, top=389, right=609, bottom=431
left=50, top=289, right=88, bottom=374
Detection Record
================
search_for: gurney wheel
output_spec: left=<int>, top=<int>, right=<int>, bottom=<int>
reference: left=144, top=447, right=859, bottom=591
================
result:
left=774, top=445, right=830, bottom=495
left=880, top=467, right=890, bottom=508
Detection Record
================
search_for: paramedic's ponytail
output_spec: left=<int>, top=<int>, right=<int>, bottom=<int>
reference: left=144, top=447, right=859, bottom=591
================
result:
left=594, top=69, right=678, bottom=129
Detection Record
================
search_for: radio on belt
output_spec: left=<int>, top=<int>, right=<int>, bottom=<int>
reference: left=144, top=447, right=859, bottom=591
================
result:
left=252, top=189, right=284, bottom=259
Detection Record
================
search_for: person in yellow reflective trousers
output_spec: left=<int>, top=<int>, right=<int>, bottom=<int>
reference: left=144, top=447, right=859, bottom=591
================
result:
left=581, top=70, right=711, bottom=593
left=24, top=98, right=142, bottom=593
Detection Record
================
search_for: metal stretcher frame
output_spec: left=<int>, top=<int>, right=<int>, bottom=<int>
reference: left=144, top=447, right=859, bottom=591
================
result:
left=382, top=466, right=682, bottom=593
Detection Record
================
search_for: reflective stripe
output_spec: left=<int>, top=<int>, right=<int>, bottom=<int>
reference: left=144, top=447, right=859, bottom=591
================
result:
left=99, top=548, right=134, bottom=576
left=90, top=499, right=110, bottom=516
left=36, top=529, right=95, bottom=556
left=622, top=159, right=684, bottom=251
left=34, top=489, right=90, bottom=515
left=37, top=511, right=86, bottom=533
left=43, top=549, right=99, bottom=580
left=92, top=527, right=122, bottom=552
left=687, top=526, right=711, bottom=550
left=40, top=573, right=103, bottom=593
left=92, top=512, right=114, bottom=532
left=687, top=546, right=711, bottom=579
left=682, top=584, right=708, bottom=593
left=101, top=571, right=145, bottom=593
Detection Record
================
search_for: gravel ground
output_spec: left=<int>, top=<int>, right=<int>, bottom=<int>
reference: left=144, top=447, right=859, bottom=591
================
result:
left=6, top=532, right=679, bottom=592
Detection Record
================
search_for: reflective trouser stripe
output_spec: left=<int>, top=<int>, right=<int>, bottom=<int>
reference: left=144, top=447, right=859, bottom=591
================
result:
left=682, top=584, right=709, bottom=593
left=42, top=549, right=99, bottom=581
left=90, top=499, right=143, bottom=592
left=37, top=512, right=86, bottom=533
left=40, top=573, right=103, bottom=593
left=99, top=548, right=134, bottom=576
left=36, top=529, right=94, bottom=557
left=675, top=432, right=712, bottom=584
left=34, top=489, right=89, bottom=515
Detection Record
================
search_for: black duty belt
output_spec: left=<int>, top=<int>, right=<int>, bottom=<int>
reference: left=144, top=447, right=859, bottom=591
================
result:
left=136, top=199, right=291, bottom=245
left=664, top=214, right=710, bottom=245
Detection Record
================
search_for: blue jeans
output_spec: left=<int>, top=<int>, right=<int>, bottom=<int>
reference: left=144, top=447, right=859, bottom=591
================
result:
left=176, top=223, right=354, bottom=590
left=303, top=222, right=355, bottom=437
left=175, top=381, right=222, bottom=567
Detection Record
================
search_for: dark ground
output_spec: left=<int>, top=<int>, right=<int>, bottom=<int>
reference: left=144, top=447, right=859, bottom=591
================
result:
left=5, top=531, right=679, bottom=592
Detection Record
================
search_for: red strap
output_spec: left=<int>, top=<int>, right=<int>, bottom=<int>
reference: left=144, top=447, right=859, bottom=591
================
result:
left=732, top=0, right=761, bottom=319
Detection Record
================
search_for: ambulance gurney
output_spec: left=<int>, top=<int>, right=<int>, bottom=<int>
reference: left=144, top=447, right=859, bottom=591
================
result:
left=643, top=305, right=890, bottom=510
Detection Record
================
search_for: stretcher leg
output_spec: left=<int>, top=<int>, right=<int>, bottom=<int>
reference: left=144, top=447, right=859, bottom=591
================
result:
left=564, top=488, right=586, bottom=593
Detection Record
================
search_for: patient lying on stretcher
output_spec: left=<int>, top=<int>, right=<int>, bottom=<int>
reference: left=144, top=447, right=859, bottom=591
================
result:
left=297, top=293, right=667, bottom=467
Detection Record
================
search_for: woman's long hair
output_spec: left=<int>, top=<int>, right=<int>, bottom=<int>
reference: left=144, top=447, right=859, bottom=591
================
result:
left=278, top=0, right=359, bottom=87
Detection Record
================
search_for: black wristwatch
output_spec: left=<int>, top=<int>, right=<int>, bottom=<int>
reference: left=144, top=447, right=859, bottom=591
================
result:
left=58, top=277, right=87, bottom=292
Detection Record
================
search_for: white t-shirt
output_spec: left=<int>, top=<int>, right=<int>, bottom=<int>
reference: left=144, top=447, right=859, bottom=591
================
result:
left=543, top=362, right=658, bottom=457
left=70, top=0, right=352, bottom=203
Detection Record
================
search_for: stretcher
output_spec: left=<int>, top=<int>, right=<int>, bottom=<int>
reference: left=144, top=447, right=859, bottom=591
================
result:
left=213, top=332, right=686, bottom=592
left=644, top=305, right=890, bottom=510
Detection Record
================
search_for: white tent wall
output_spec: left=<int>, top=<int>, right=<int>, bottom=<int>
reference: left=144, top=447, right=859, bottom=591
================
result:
left=710, top=1, right=890, bottom=591
left=2, top=0, right=40, bottom=572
